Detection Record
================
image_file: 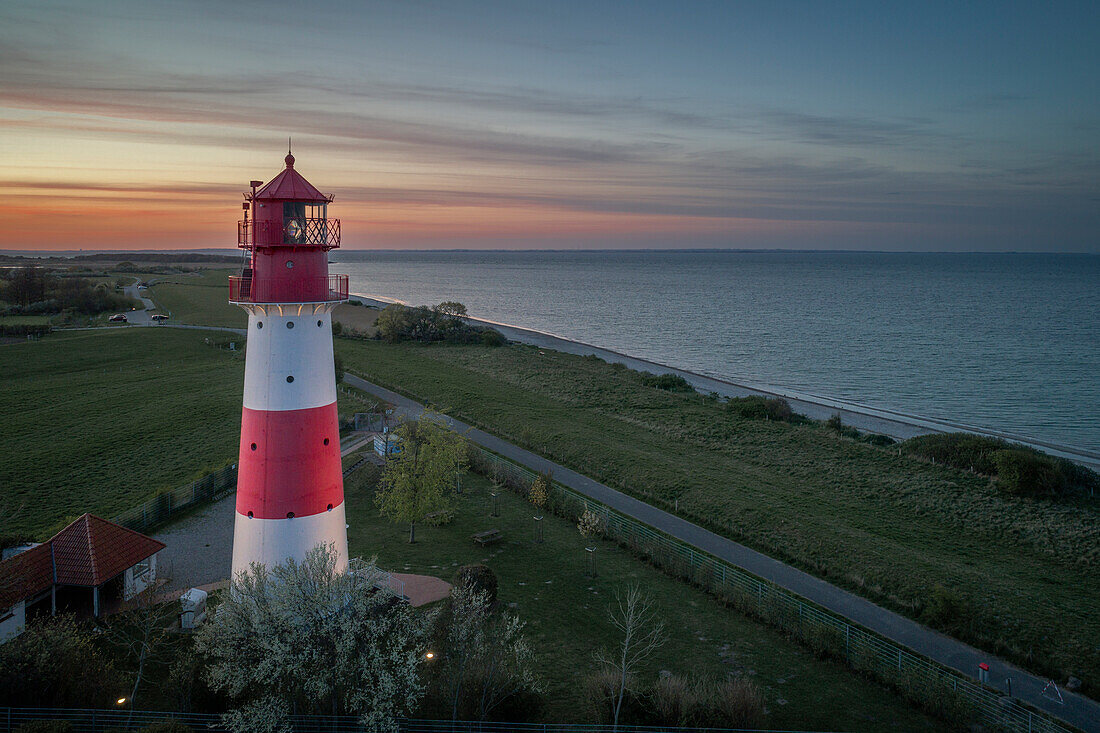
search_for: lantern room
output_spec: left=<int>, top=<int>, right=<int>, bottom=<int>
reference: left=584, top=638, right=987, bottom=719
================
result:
left=230, top=150, right=348, bottom=304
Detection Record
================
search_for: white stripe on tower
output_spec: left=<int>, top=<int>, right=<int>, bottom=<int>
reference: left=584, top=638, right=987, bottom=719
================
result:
left=232, top=306, right=348, bottom=578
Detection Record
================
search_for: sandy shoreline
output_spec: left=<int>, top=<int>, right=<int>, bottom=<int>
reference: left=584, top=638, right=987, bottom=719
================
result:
left=350, top=293, right=1100, bottom=470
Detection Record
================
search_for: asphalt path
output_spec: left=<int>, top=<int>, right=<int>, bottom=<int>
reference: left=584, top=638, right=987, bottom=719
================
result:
left=344, top=371, right=1100, bottom=732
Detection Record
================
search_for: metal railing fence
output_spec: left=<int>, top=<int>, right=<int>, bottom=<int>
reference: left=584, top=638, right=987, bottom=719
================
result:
left=0, top=709, right=791, bottom=733
left=111, top=463, right=237, bottom=533
left=467, top=446, right=1071, bottom=733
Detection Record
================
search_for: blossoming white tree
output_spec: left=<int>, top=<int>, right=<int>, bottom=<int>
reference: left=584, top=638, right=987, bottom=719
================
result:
left=195, top=544, right=432, bottom=733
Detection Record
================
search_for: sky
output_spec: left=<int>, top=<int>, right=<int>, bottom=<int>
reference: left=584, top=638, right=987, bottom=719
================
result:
left=1, top=0, right=1097, bottom=252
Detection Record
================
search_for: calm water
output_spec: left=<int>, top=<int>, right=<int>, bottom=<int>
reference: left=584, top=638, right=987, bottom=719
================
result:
left=330, top=251, right=1100, bottom=453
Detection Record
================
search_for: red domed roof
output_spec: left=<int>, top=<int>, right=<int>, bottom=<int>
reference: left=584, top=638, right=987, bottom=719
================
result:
left=253, top=154, right=331, bottom=204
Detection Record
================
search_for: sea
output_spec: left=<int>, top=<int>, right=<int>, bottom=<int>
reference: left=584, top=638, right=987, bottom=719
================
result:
left=328, top=250, right=1100, bottom=455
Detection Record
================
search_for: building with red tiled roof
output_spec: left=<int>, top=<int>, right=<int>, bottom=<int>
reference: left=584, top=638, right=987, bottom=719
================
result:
left=0, top=514, right=165, bottom=643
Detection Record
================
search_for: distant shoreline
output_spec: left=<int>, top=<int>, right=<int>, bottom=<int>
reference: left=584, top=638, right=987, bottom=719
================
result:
left=349, top=292, right=1100, bottom=470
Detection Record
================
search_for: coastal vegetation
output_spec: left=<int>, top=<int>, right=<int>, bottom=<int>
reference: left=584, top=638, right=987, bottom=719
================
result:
left=334, top=338, right=1100, bottom=694
left=0, top=266, right=138, bottom=319
left=373, top=301, right=506, bottom=346
left=900, top=432, right=1098, bottom=498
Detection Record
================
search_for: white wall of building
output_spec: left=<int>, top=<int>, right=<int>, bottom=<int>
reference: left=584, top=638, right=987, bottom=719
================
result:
left=0, top=600, right=26, bottom=644
left=123, top=552, right=158, bottom=600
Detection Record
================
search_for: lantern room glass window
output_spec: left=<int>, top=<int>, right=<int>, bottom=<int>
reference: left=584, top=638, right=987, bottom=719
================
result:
left=282, top=202, right=328, bottom=245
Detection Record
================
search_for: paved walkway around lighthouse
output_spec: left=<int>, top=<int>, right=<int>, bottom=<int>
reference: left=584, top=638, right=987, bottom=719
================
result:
left=343, top=372, right=1100, bottom=733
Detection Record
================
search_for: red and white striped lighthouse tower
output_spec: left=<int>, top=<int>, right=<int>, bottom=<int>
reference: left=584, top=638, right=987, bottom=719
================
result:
left=229, top=149, right=350, bottom=577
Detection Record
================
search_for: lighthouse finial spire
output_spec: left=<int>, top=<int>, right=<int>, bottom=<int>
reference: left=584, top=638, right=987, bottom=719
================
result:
left=285, top=137, right=295, bottom=168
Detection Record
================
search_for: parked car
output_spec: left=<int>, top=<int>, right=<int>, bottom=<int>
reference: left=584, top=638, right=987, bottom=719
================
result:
left=151, top=314, right=169, bottom=322
left=108, top=314, right=128, bottom=323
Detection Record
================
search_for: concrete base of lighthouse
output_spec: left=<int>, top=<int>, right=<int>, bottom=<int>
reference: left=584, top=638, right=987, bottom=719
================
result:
left=231, top=502, right=349, bottom=577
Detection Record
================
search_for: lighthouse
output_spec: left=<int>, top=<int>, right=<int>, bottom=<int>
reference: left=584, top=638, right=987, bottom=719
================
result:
left=229, top=149, right=350, bottom=578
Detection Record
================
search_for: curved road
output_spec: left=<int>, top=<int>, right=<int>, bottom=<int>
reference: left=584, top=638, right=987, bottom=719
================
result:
left=344, top=371, right=1099, bottom=733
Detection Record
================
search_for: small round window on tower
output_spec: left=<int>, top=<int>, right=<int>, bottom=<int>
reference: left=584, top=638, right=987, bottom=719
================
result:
left=327, top=504, right=334, bottom=511
left=286, top=375, right=294, bottom=383
left=285, top=260, right=294, bottom=269
left=286, top=321, right=295, bottom=329
left=287, top=512, right=295, bottom=519
left=250, top=442, right=257, bottom=451
left=323, top=437, right=330, bottom=446
left=317, top=320, right=323, bottom=327
left=257, top=321, right=263, bottom=329
left=247, top=511, right=254, bottom=518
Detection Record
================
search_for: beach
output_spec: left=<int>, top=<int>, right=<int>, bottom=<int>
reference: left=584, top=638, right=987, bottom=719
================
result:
left=350, top=293, right=1100, bottom=471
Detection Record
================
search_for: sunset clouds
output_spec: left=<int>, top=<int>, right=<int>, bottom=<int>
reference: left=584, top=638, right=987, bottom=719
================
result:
left=1, top=1, right=1097, bottom=251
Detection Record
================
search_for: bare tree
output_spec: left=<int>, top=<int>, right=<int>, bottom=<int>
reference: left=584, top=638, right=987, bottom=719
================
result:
left=107, top=582, right=177, bottom=709
left=595, top=584, right=668, bottom=729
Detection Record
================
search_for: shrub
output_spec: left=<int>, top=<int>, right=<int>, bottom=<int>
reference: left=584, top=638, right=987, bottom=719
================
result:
left=863, top=432, right=896, bottom=446
left=825, top=413, right=862, bottom=439
left=650, top=674, right=697, bottom=725
left=528, top=472, right=551, bottom=508
left=454, top=564, right=498, bottom=605
left=578, top=508, right=605, bottom=538
left=901, top=432, right=1097, bottom=498
left=921, top=584, right=967, bottom=631
left=726, top=395, right=793, bottom=421
left=480, top=328, right=506, bottom=347
left=711, top=676, right=765, bottom=728
left=993, top=449, right=1067, bottom=497
left=584, top=668, right=646, bottom=724
left=639, top=372, right=694, bottom=392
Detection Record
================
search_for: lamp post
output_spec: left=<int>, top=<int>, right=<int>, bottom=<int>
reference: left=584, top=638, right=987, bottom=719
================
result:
left=533, top=515, right=544, bottom=544
left=490, top=491, right=500, bottom=518
left=585, top=546, right=597, bottom=578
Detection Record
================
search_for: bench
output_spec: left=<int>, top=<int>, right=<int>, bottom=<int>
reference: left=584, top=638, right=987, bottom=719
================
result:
left=472, top=529, right=503, bottom=546
left=424, top=509, right=455, bottom=526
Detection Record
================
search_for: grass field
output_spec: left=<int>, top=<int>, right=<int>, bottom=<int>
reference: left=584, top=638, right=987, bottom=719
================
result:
left=0, top=328, right=245, bottom=539
left=335, top=338, right=1100, bottom=693
left=344, top=465, right=939, bottom=729
left=146, top=268, right=246, bottom=328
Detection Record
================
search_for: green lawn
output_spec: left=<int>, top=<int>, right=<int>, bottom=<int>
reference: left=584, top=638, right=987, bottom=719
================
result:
left=345, top=466, right=940, bottom=730
left=335, top=339, right=1100, bottom=694
left=0, top=315, right=51, bottom=325
left=146, top=268, right=247, bottom=328
left=0, top=329, right=245, bottom=539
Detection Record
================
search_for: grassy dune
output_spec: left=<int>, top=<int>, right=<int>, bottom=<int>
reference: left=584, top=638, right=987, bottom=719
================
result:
left=0, top=329, right=245, bottom=539
left=146, top=268, right=246, bottom=328
left=336, top=338, right=1100, bottom=693
left=344, top=465, right=938, bottom=729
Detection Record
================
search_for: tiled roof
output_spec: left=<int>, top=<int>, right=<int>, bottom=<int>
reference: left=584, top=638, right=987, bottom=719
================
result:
left=254, top=157, right=330, bottom=203
left=0, top=514, right=165, bottom=609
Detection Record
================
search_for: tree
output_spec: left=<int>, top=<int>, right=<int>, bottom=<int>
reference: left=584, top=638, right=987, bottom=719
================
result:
left=375, top=414, right=468, bottom=543
left=106, top=583, right=178, bottom=709
left=194, top=545, right=432, bottom=733
left=0, top=614, right=121, bottom=708
left=437, top=581, right=541, bottom=721
left=434, top=301, right=468, bottom=318
left=595, top=585, right=667, bottom=729
left=375, top=304, right=411, bottom=343
left=4, top=267, right=49, bottom=306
